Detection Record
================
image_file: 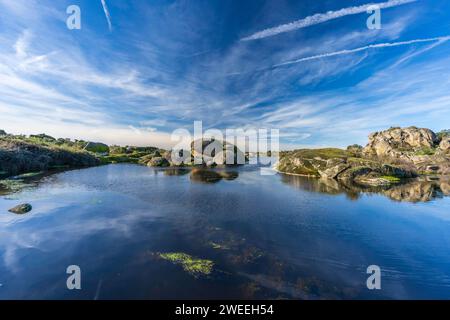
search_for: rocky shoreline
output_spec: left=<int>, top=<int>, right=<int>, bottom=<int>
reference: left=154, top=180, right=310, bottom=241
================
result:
left=1, top=126, right=449, bottom=192
left=276, top=127, right=450, bottom=187
left=0, top=131, right=247, bottom=196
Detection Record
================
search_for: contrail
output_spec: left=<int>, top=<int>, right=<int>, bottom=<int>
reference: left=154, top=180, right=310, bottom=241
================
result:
left=241, top=0, right=418, bottom=41
left=100, top=0, right=112, bottom=31
left=274, top=36, right=450, bottom=67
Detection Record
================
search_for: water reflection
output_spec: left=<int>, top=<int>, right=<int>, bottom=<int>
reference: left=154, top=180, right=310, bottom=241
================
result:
left=280, top=174, right=450, bottom=203
left=190, top=168, right=239, bottom=183
left=1, top=165, right=450, bottom=299
left=160, top=167, right=239, bottom=184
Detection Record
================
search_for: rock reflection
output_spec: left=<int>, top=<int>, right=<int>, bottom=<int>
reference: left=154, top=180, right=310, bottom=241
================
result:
left=280, top=174, right=450, bottom=203
left=190, top=168, right=239, bottom=184
left=163, top=168, right=190, bottom=176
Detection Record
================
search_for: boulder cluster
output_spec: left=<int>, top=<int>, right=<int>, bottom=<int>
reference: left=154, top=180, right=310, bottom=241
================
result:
left=146, top=139, right=246, bottom=168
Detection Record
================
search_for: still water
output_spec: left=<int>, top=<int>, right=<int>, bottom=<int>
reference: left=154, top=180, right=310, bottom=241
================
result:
left=0, top=164, right=449, bottom=299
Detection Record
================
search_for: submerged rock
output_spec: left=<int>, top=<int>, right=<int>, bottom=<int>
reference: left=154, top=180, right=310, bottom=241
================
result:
left=8, top=203, right=32, bottom=214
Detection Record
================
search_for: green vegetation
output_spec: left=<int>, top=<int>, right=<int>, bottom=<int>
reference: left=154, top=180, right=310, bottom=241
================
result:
left=437, top=130, right=450, bottom=140
left=0, top=179, right=34, bottom=193
left=158, top=252, right=214, bottom=277
left=281, top=148, right=349, bottom=160
left=48, top=165, right=70, bottom=169
left=14, top=172, right=44, bottom=179
left=414, top=147, right=436, bottom=156
left=346, top=144, right=363, bottom=157
left=99, top=146, right=164, bottom=165
left=0, top=130, right=166, bottom=177
left=380, top=176, right=401, bottom=183
left=277, top=148, right=350, bottom=176
left=98, top=154, right=140, bottom=164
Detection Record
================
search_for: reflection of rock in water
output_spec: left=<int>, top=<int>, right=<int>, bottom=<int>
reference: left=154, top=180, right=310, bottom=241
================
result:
left=163, top=168, right=190, bottom=176
left=382, top=179, right=445, bottom=203
left=190, top=168, right=239, bottom=184
left=280, top=174, right=450, bottom=203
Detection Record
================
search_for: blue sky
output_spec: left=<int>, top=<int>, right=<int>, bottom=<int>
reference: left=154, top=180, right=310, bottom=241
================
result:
left=0, top=0, right=449, bottom=149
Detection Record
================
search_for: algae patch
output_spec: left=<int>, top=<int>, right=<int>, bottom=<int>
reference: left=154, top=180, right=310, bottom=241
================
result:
left=0, top=179, right=34, bottom=194
left=209, top=242, right=230, bottom=250
left=14, top=172, right=44, bottom=179
left=380, top=176, right=401, bottom=183
left=158, top=252, right=214, bottom=277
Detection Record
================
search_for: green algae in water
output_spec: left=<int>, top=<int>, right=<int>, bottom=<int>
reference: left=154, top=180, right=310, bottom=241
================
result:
left=209, top=242, right=230, bottom=250
left=14, top=172, right=44, bottom=179
left=0, top=179, right=34, bottom=193
left=158, top=252, right=214, bottom=277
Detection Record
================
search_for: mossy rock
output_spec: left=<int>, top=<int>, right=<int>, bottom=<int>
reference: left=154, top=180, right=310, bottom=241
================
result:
left=8, top=203, right=32, bottom=214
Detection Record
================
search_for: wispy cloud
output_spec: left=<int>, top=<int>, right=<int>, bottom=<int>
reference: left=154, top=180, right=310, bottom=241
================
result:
left=13, top=30, right=30, bottom=58
left=241, top=0, right=418, bottom=41
left=1, top=0, right=449, bottom=149
left=274, top=36, right=450, bottom=67
left=100, top=0, right=113, bottom=31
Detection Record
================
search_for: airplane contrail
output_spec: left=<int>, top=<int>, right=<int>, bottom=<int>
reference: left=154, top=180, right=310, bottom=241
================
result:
left=241, top=0, right=418, bottom=41
left=100, top=0, right=113, bottom=31
left=273, top=36, right=450, bottom=67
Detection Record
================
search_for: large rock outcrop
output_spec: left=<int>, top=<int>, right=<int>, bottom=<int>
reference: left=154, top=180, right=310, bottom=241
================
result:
left=362, top=127, right=450, bottom=174
left=276, top=148, right=415, bottom=186
left=277, top=126, right=450, bottom=186
left=362, top=126, right=439, bottom=158
left=191, top=139, right=247, bottom=166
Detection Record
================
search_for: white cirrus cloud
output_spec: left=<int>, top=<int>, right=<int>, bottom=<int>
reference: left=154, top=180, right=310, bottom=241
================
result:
left=273, top=36, right=450, bottom=67
left=100, top=0, right=113, bottom=31
left=241, top=0, right=418, bottom=41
